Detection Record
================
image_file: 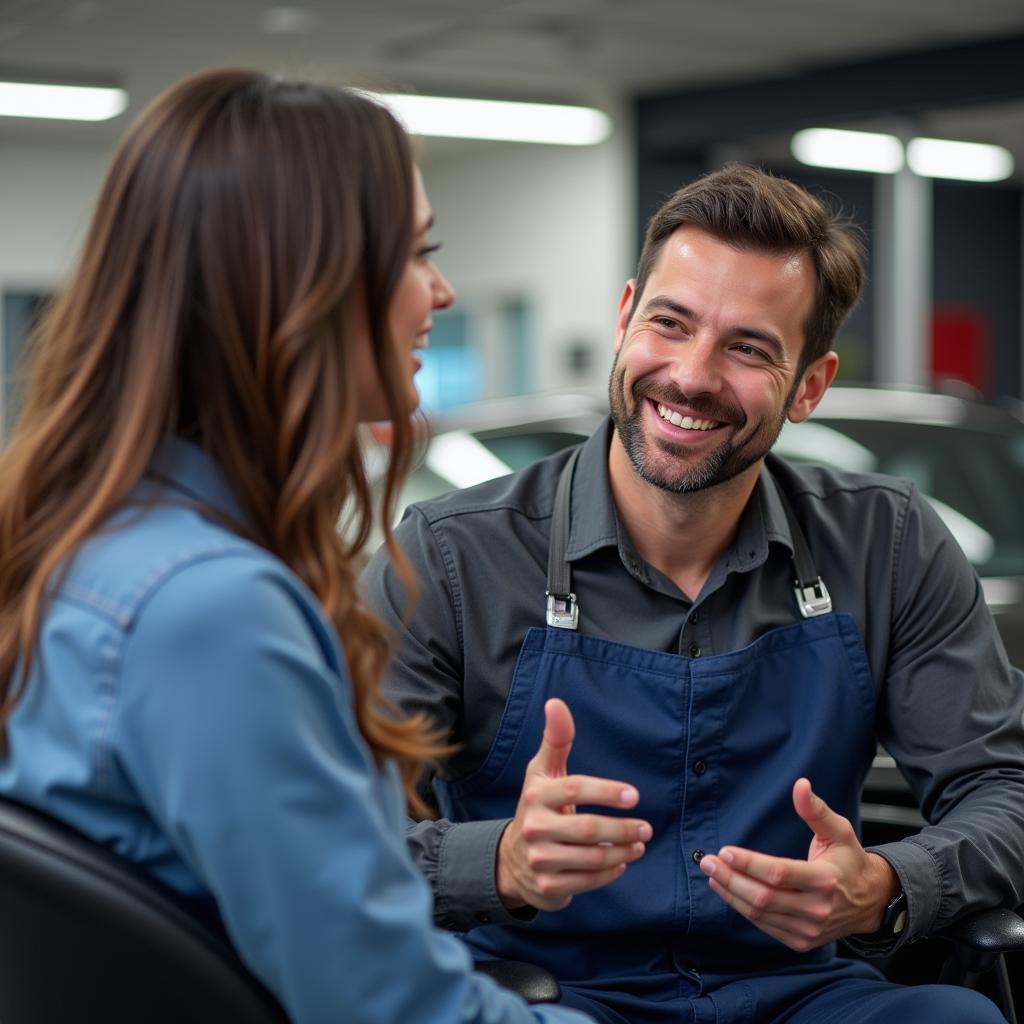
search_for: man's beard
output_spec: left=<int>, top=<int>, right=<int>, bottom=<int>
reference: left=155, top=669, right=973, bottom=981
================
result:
left=608, top=359, right=794, bottom=495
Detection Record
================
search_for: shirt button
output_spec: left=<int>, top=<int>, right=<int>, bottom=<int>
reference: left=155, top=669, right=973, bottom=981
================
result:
left=693, top=760, right=707, bottom=776
left=475, top=912, right=492, bottom=924
left=692, top=849, right=704, bottom=863
left=689, top=643, right=701, bottom=658
left=688, top=611, right=699, bottom=624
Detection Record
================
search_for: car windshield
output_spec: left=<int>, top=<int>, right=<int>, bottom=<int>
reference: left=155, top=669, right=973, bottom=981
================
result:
left=777, top=418, right=1024, bottom=578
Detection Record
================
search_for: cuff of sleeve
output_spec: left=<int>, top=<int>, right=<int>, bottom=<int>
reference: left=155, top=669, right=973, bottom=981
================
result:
left=846, top=839, right=941, bottom=955
left=435, top=818, right=539, bottom=932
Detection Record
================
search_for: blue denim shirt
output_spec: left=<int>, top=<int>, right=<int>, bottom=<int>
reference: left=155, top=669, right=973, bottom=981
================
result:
left=0, top=438, right=588, bottom=1024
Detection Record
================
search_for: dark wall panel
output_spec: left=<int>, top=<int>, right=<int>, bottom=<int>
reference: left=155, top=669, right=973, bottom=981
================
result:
left=933, top=183, right=1022, bottom=399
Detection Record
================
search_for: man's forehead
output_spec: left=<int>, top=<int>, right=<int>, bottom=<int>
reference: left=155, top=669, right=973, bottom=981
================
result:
left=659, top=225, right=809, bottom=276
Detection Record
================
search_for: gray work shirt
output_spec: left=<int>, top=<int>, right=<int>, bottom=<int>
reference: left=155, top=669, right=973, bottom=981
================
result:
left=361, top=419, right=1024, bottom=945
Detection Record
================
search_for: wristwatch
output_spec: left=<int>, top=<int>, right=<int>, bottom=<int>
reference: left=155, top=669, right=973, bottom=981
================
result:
left=879, top=891, right=908, bottom=938
left=853, top=890, right=907, bottom=949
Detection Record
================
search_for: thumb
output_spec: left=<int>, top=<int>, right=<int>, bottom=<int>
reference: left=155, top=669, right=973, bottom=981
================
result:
left=792, top=777, right=853, bottom=845
left=529, top=698, right=575, bottom=778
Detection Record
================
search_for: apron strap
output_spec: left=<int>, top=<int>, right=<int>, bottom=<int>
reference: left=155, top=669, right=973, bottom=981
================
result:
left=769, top=472, right=833, bottom=618
left=546, top=447, right=581, bottom=629
left=544, top=448, right=832, bottom=627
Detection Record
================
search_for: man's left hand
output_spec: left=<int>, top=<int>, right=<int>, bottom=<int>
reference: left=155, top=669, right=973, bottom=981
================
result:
left=698, top=778, right=900, bottom=952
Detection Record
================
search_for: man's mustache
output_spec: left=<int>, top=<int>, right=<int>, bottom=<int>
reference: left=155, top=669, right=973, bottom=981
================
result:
left=631, top=380, right=746, bottom=429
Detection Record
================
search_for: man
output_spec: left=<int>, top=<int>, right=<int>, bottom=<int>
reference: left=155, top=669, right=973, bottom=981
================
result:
left=362, top=165, right=1024, bottom=1023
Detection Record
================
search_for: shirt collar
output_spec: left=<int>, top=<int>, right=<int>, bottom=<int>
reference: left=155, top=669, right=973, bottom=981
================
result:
left=564, top=418, right=796, bottom=572
left=145, top=436, right=246, bottom=524
left=565, top=418, right=621, bottom=561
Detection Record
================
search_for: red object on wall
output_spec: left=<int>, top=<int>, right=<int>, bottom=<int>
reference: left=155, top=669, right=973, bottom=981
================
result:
left=931, top=304, right=990, bottom=395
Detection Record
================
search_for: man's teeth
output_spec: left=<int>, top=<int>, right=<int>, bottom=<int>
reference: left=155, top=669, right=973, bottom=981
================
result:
left=656, top=403, right=717, bottom=431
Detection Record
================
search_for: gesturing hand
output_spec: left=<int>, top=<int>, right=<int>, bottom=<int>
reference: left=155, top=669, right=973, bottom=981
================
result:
left=698, top=778, right=900, bottom=952
left=496, top=698, right=651, bottom=912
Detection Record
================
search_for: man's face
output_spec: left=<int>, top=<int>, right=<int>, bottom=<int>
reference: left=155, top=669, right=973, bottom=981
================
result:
left=609, top=226, right=832, bottom=495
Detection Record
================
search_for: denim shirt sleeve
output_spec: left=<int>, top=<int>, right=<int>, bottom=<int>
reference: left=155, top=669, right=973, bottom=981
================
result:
left=111, top=553, right=589, bottom=1024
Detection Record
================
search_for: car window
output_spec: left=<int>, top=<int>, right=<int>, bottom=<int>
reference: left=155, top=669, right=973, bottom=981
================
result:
left=778, top=418, right=1024, bottom=577
left=472, top=430, right=587, bottom=471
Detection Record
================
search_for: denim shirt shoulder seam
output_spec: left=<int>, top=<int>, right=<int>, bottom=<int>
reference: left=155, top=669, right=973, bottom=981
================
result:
left=91, top=539, right=263, bottom=796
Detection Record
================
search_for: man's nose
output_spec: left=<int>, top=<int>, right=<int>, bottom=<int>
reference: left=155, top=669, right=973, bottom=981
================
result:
left=667, top=334, right=724, bottom=394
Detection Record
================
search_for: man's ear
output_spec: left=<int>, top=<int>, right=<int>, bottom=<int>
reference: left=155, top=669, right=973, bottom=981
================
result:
left=614, top=280, right=637, bottom=354
left=787, top=351, right=839, bottom=423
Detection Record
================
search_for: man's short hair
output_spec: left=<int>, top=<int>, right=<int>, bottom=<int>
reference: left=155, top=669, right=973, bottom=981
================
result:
left=631, top=164, right=865, bottom=371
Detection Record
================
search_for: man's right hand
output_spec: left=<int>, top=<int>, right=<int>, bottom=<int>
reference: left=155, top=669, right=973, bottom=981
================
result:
left=495, top=698, right=651, bottom=912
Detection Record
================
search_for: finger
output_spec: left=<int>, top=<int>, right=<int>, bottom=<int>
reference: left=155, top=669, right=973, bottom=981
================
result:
left=707, top=877, right=829, bottom=951
left=699, top=854, right=829, bottom=918
left=707, top=847, right=832, bottom=894
left=523, top=810, right=652, bottom=846
left=528, top=698, right=575, bottom=778
left=524, top=773, right=640, bottom=812
left=526, top=838, right=647, bottom=875
left=536, top=862, right=633, bottom=902
left=792, top=778, right=855, bottom=845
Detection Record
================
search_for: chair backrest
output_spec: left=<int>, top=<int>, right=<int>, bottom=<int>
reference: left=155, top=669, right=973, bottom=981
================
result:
left=0, top=797, right=289, bottom=1024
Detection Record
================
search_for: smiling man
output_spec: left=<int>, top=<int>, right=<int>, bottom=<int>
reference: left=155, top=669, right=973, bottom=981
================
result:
left=362, top=165, right=1024, bottom=1024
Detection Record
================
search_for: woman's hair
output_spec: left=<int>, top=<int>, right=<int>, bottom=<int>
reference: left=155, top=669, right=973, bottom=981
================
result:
left=0, top=68, right=443, bottom=810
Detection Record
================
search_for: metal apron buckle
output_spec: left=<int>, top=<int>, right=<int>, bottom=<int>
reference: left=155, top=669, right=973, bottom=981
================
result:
left=795, top=577, right=832, bottom=618
left=546, top=592, right=579, bottom=630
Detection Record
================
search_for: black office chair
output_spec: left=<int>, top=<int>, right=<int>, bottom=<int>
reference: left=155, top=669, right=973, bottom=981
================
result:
left=0, top=797, right=558, bottom=1023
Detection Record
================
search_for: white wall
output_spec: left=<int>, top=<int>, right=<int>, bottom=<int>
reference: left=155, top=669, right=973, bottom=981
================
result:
left=0, top=140, right=111, bottom=289
left=419, top=118, right=635, bottom=395
left=0, top=121, right=635, bottom=405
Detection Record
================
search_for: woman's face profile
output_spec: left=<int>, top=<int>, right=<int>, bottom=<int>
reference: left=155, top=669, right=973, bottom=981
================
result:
left=355, top=167, right=455, bottom=423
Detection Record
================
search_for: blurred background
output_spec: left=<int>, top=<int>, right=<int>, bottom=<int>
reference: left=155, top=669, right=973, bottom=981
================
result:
left=2, top=0, right=1023, bottom=426
left=5, top=6, right=1022, bottom=993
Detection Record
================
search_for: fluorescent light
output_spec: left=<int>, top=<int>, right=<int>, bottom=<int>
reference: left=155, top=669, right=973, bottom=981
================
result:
left=791, top=128, right=904, bottom=174
left=0, top=81, right=127, bottom=121
left=907, top=137, right=1014, bottom=182
left=374, top=93, right=611, bottom=146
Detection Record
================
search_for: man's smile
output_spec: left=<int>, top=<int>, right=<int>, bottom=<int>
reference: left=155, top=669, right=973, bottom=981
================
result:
left=654, top=401, right=720, bottom=432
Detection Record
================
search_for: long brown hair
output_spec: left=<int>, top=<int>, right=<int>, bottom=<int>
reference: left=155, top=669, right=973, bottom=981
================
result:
left=0, top=69, right=442, bottom=809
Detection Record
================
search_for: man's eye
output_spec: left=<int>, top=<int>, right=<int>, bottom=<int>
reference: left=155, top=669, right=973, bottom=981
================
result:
left=735, top=343, right=767, bottom=360
left=652, top=317, right=680, bottom=330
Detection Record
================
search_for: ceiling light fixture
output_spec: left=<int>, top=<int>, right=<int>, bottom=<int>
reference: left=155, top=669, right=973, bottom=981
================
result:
left=790, top=128, right=904, bottom=174
left=374, top=93, right=611, bottom=146
left=792, top=127, right=1015, bottom=182
left=906, top=137, right=1014, bottom=182
left=0, top=80, right=127, bottom=121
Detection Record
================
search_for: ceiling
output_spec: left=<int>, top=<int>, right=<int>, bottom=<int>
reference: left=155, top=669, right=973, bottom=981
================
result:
left=2, top=0, right=1024, bottom=171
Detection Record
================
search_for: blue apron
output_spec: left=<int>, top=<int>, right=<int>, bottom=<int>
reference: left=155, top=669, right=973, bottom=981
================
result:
left=434, top=450, right=880, bottom=1007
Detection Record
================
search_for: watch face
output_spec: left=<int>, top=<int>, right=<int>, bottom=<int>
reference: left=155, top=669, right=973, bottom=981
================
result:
left=886, top=893, right=907, bottom=935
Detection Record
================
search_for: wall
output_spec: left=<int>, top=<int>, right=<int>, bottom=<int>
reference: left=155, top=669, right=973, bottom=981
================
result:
left=0, top=126, right=634, bottom=418
left=419, top=118, right=634, bottom=397
left=0, top=140, right=111, bottom=424
left=0, top=140, right=110, bottom=290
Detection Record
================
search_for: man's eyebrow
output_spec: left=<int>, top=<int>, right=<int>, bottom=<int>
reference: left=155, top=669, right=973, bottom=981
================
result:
left=642, top=295, right=694, bottom=321
left=643, top=294, right=785, bottom=356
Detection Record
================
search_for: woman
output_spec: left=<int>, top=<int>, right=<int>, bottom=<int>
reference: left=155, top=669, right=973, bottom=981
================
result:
left=0, top=69, right=589, bottom=1024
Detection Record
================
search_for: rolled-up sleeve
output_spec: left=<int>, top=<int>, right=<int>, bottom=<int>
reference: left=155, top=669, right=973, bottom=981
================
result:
left=113, top=553, right=586, bottom=1024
